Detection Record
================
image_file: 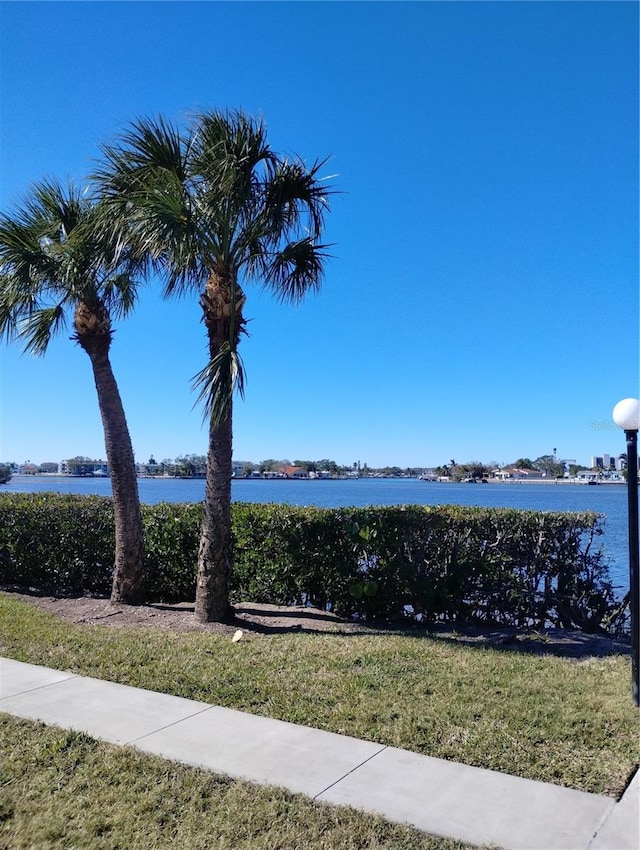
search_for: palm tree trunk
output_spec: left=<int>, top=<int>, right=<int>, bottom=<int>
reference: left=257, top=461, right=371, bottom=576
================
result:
left=90, top=348, right=145, bottom=603
left=195, top=410, right=233, bottom=622
left=76, top=303, right=145, bottom=604
left=194, top=271, right=241, bottom=623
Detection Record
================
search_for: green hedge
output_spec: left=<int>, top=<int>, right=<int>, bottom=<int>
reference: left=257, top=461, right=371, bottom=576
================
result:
left=0, top=492, right=618, bottom=633
left=231, top=503, right=616, bottom=633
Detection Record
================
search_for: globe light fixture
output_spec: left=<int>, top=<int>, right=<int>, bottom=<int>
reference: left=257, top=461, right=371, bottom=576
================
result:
left=612, top=398, right=640, bottom=706
left=613, top=398, right=640, bottom=432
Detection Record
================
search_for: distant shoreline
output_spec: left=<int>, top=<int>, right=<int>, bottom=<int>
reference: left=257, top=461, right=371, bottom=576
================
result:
left=8, top=473, right=628, bottom=486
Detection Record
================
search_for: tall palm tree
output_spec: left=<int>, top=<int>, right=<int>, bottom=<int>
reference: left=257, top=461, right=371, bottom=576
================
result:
left=0, top=180, right=145, bottom=603
left=94, top=110, right=332, bottom=622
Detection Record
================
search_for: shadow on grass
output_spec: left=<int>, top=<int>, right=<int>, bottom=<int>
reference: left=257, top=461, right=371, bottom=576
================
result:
left=232, top=604, right=632, bottom=659
left=234, top=604, right=344, bottom=624
left=416, top=624, right=632, bottom=660
left=2, top=586, right=631, bottom=659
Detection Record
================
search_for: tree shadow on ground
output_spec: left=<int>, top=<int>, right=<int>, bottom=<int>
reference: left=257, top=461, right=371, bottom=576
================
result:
left=232, top=603, right=632, bottom=659
left=2, top=587, right=631, bottom=658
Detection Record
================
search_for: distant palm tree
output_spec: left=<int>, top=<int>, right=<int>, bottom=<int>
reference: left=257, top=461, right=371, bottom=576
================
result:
left=94, top=110, right=332, bottom=622
left=0, top=180, right=145, bottom=603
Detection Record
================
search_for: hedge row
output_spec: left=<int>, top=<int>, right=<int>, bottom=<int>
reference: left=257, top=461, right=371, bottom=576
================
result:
left=0, top=492, right=619, bottom=633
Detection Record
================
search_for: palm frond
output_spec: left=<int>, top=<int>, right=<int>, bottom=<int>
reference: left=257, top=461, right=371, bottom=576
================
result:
left=189, top=111, right=275, bottom=264
left=94, top=117, right=208, bottom=294
left=97, top=115, right=188, bottom=190
left=263, top=157, right=332, bottom=238
left=0, top=178, right=146, bottom=353
left=0, top=273, right=38, bottom=342
left=19, top=304, right=67, bottom=356
left=101, top=272, right=139, bottom=318
left=0, top=210, right=60, bottom=286
left=28, top=179, right=88, bottom=241
left=262, top=238, right=331, bottom=303
left=193, top=110, right=275, bottom=198
left=191, top=342, right=246, bottom=425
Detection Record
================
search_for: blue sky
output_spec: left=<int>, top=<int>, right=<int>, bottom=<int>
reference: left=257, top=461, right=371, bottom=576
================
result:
left=0, top=1, right=638, bottom=469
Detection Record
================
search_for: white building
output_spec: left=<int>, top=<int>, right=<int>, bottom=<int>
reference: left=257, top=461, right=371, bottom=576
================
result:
left=493, top=467, right=546, bottom=480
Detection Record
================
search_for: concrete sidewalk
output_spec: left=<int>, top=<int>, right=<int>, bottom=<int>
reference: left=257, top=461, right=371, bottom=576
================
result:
left=1, top=657, right=637, bottom=850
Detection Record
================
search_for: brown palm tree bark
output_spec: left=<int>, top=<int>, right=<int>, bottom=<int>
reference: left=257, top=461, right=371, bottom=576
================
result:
left=195, top=412, right=233, bottom=622
left=74, top=301, right=145, bottom=604
left=194, top=273, right=242, bottom=623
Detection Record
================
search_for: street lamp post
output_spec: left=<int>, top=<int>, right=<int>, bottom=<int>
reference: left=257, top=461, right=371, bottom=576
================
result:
left=612, top=398, right=640, bottom=706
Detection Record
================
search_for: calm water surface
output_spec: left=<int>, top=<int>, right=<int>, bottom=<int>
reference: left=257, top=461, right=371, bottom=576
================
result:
left=4, top=475, right=632, bottom=594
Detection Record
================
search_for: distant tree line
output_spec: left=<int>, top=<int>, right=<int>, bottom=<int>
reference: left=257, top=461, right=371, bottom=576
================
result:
left=433, top=456, right=593, bottom=481
left=2, top=455, right=612, bottom=481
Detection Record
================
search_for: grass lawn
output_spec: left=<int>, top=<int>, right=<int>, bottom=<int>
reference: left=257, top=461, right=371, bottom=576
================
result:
left=1, top=593, right=637, bottom=803
left=0, top=715, right=474, bottom=850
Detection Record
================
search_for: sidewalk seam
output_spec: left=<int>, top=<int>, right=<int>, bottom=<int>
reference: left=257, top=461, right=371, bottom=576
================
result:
left=124, top=704, right=218, bottom=745
left=312, top=744, right=389, bottom=800
left=584, top=799, right=627, bottom=850
left=584, top=766, right=640, bottom=850
left=0, top=672, right=80, bottom=701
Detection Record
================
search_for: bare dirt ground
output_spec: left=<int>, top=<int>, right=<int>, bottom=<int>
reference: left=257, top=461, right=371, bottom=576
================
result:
left=2, top=587, right=631, bottom=659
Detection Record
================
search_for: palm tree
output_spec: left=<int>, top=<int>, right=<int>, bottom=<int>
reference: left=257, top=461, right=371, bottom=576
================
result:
left=0, top=180, right=145, bottom=603
left=94, top=110, right=332, bottom=622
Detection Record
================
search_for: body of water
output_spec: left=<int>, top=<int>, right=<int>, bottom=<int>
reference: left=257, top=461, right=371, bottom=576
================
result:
left=3, top=475, right=632, bottom=595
